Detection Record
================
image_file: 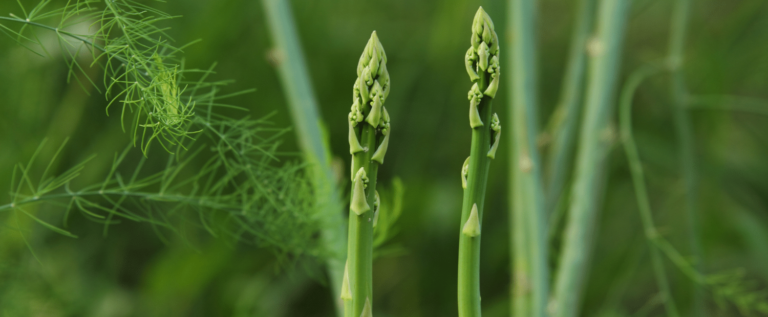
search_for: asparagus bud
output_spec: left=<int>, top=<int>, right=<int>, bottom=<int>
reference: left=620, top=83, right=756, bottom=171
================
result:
left=461, top=157, right=470, bottom=189
left=351, top=167, right=370, bottom=215
left=469, top=83, right=484, bottom=128
left=341, top=260, right=353, bottom=300
left=360, top=298, right=372, bottom=317
left=488, top=113, right=501, bottom=159
left=462, top=203, right=481, bottom=237
left=373, top=191, right=381, bottom=228
left=349, top=122, right=365, bottom=154
left=371, top=134, right=389, bottom=164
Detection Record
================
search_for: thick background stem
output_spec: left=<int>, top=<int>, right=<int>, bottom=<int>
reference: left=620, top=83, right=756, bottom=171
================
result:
left=551, top=1, right=630, bottom=316
left=667, top=0, right=704, bottom=315
left=458, top=75, right=493, bottom=317
left=261, top=1, right=346, bottom=315
left=508, top=0, right=548, bottom=316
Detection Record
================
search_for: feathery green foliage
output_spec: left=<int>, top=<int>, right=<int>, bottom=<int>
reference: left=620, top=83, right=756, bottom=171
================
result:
left=0, top=0, right=208, bottom=154
left=0, top=0, right=330, bottom=261
left=1, top=118, right=325, bottom=257
left=458, top=7, right=499, bottom=317
left=344, top=31, right=391, bottom=317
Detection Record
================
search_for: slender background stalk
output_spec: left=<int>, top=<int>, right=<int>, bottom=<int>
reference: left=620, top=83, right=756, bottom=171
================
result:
left=667, top=0, right=704, bottom=315
left=544, top=0, right=597, bottom=221
left=620, top=66, right=680, bottom=317
left=261, top=1, right=346, bottom=315
left=507, top=0, right=548, bottom=316
left=551, top=1, right=630, bottom=316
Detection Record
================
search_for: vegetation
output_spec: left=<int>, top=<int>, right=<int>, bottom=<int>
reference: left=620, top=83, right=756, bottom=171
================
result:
left=457, top=7, right=500, bottom=317
left=1, top=0, right=768, bottom=316
left=551, top=1, right=632, bottom=315
left=507, top=0, right=548, bottom=316
left=344, top=31, right=391, bottom=317
left=261, top=0, right=347, bottom=313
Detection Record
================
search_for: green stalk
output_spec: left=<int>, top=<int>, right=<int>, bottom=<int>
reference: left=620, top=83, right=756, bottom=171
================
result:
left=667, top=0, right=703, bottom=314
left=261, top=1, right=346, bottom=314
left=550, top=1, right=630, bottom=316
left=458, top=8, right=501, bottom=317
left=508, top=0, right=548, bottom=316
left=343, top=32, right=391, bottom=317
left=619, top=65, right=680, bottom=317
left=511, top=173, right=531, bottom=317
left=544, top=0, right=597, bottom=218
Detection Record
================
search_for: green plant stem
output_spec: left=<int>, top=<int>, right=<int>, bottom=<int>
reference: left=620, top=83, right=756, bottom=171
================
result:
left=619, top=66, right=680, bottom=317
left=343, top=31, right=389, bottom=317
left=344, top=300, right=353, bottom=317
left=667, top=0, right=703, bottom=314
left=458, top=74, right=493, bottom=317
left=511, top=173, right=531, bottom=317
left=686, top=95, right=768, bottom=115
left=551, top=0, right=629, bottom=316
left=347, top=125, right=378, bottom=317
left=0, top=17, right=111, bottom=56
left=457, top=10, right=500, bottom=316
left=0, top=191, right=225, bottom=212
left=544, top=0, right=597, bottom=219
left=261, top=1, right=346, bottom=315
left=508, top=0, right=548, bottom=316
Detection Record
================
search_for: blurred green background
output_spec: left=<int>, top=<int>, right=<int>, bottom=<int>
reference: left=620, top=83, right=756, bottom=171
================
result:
left=1, top=0, right=768, bottom=316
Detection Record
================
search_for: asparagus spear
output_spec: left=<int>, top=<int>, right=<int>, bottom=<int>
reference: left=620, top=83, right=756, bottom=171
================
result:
left=343, top=31, right=391, bottom=317
left=458, top=7, right=501, bottom=317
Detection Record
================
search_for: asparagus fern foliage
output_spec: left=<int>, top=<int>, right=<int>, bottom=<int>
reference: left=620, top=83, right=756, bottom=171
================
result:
left=458, top=7, right=500, bottom=317
left=342, top=31, right=391, bottom=317
left=0, top=0, right=211, bottom=154
left=0, top=0, right=329, bottom=261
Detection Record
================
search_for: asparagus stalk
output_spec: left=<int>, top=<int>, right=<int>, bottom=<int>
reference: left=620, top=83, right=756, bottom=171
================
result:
left=458, top=8, right=501, bottom=317
left=551, top=0, right=630, bottom=316
left=343, top=31, right=391, bottom=317
left=508, top=0, right=549, bottom=316
left=260, top=1, right=347, bottom=315
left=667, top=0, right=703, bottom=314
